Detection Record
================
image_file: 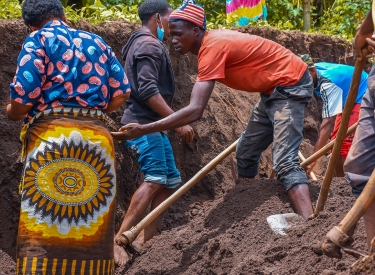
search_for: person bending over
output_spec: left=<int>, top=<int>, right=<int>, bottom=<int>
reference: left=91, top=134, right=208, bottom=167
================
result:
left=112, top=0, right=315, bottom=220
left=299, top=54, right=368, bottom=176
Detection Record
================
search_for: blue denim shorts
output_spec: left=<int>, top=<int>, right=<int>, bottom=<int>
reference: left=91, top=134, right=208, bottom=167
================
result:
left=123, top=132, right=181, bottom=189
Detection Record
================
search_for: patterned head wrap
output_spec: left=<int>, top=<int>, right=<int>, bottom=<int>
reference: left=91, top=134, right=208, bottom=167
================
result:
left=298, top=54, right=315, bottom=69
left=168, top=0, right=206, bottom=30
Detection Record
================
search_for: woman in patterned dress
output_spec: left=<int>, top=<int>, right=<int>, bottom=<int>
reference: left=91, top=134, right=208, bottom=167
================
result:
left=6, top=0, right=130, bottom=274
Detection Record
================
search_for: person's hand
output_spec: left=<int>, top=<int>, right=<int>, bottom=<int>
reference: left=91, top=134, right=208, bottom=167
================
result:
left=306, top=161, right=317, bottom=175
left=175, top=125, right=195, bottom=143
left=353, top=31, right=371, bottom=60
left=366, top=34, right=375, bottom=53
left=111, top=123, right=144, bottom=140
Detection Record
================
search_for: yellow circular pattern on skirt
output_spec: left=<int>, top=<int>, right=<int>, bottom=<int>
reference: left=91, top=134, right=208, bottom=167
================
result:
left=16, top=109, right=116, bottom=275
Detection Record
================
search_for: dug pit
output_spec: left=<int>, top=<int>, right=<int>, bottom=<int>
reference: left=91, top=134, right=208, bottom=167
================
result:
left=0, top=19, right=372, bottom=274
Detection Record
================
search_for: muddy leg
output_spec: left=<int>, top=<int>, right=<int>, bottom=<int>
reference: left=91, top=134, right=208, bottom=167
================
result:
left=131, top=187, right=177, bottom=252
left=114, top=182, right=164, bottom=265
left=287, top=184, right=314, bottom=220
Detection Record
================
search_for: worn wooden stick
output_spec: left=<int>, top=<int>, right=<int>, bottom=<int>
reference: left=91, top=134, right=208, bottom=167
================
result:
left=326, top=168, right=375, bottom=251
left=300, top=122, right=358, bottom=168
left=298, top=151, right=317, bottom=180
left=314, top=49, right=367, bottom=216
left=269, top=170, right=276, bottom=179
left=269, top=123, right=358, bottom=179
left=117, top=138, right=239, bottom=246
left=269, top=150, right=319, bottom=180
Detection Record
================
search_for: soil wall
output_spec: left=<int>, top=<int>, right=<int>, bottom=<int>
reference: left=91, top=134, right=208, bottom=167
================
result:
left=0, top=19, right=367, bottom=274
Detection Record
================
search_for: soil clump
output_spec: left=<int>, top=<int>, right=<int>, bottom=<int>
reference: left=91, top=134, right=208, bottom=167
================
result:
left=0, top=19, right=373, bottom=274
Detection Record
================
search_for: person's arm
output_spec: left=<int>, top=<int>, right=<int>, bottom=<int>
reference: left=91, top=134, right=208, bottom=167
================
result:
left=8, top=37, right=45, bottom=121
left=111, top=80, right=215, bottom=140
left=146, top=93, right=174, bottom=117
left=129, top=41, right=195, bottom=141
left=104, top=45, right=131, bottom=113
left=307, top=116, right=336, bottom=173
left=105, top=92, right=130, bottom=113
left=307, top=77, right=342, bottom=173
left=146, top=94, right=195, bottom=142
left=6, top=100, right=33, bottom=121
left=353, top=11, right=374, bottom=59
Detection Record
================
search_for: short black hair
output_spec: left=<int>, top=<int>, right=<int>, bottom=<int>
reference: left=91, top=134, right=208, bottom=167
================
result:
left=22, top=0, right=65, bottom=28
left=138, top=0, right=172, bottom=25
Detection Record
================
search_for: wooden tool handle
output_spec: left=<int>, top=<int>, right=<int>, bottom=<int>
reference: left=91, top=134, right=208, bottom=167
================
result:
left=121, top=138, right=239, bottom=245
left=298, top=151, right=317, bottom=180
left=340, top=168, right=375, bottom=234
left=300, top=122, right=358, bottom=167
left=314, top=49, right=367, bottom=216
left=270, top=123, right=358, bottom=179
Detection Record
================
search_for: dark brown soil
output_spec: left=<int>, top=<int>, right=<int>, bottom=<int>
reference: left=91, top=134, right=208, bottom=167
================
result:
left=0, top=19, right=373, bottom=274
left=119, top=178, right=368, bottom=275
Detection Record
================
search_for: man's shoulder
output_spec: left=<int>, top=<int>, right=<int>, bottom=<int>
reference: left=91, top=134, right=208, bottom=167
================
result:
left=205, top=29, right=253, bottom=42
left=134, top=37, right=164, bottom=56
left=201, top=29, right=243, bottom=52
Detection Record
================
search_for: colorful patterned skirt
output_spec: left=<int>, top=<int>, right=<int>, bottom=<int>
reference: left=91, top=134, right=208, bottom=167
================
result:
left=16, top=108, right=116, bottom=275
left=226, top=0, right=268, bottom=26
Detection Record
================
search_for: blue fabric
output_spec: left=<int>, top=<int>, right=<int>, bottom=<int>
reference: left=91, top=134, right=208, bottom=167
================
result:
left=124, top=132, right=181, bottom=189
left=315, top=62, right=368, bottom=106
left=10, top=20, right=130, bottom=123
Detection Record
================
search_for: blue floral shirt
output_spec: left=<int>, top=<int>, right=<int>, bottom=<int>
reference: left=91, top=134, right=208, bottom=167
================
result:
left=10, top=20, right=130, bottom=123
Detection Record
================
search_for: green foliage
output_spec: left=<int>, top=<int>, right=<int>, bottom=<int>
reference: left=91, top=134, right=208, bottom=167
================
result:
left=64, top=0, right=139, bottom=24
left=0, top=0, right=372, bottom=41
left=99, top=0, right=227, bottom=28
left=318, top=0, right=370, bottom=40
left=0, top=0, right=22, bottom=20
left=266, top=0, right=304, bottom=30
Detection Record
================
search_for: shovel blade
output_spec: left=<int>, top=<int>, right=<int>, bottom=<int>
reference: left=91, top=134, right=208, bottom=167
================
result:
left=266, top=213, right=304, bottom=235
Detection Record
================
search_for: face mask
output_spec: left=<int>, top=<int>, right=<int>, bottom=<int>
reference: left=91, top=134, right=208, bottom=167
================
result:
left=156, top=14, right=164, bottom=41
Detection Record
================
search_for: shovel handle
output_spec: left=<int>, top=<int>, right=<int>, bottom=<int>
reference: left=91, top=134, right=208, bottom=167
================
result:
left=298, top=151, right=317, bottom=180
left=300, top=122, right=358, bottom=168
left=270, top=150, right=322, bottom=180
left=339, top=168, right=375, bottom=234
left=120, top=138, right=239, bottom=245
left=314, top=49, right=368, bottom=216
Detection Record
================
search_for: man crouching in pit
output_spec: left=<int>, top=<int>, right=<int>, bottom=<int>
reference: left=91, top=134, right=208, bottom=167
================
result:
left=113, top=0, right=315, bottom=221
left=113, top=0, right=194, bottom=266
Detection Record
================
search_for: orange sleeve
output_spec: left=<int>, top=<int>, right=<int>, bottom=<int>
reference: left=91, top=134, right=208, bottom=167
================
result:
left=197, top=46, right=229, bottom=82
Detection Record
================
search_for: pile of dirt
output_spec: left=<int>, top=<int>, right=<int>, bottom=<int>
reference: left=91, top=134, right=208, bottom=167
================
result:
left=120, top=178, right=368, bottom=275
left=0, top=19, right=372, bottom=274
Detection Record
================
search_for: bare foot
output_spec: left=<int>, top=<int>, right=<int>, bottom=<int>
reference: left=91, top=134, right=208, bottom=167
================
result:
left=114, top=243, right=131, bottom=266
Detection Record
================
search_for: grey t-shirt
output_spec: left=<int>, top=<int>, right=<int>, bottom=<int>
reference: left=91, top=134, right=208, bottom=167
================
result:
left=121, top=30, right=175, bottom=125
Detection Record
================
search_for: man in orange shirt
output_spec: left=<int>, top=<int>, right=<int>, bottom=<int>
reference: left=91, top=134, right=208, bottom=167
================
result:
left=112, top=0, right=315, bottom=220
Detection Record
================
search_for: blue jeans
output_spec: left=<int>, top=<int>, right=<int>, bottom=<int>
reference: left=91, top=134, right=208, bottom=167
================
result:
left=124, top=132, right=181, bottom=189
left=236, top=69, right=313, bottom=190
